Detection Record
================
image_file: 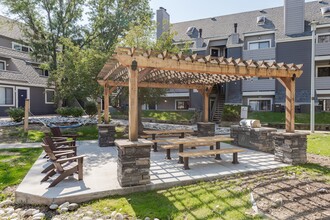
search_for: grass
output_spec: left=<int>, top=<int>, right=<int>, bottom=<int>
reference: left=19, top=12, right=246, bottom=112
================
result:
left=248, top=112, right=330, bottom=124
left=307, top=133, right=330, bottom=157
left=142, top=110, right=196, bottom=122
left=86, top=180, right=260, bottom=220
left=283, top=163, right=330, bottom=182
left=0, top=148, right=42, bottom=201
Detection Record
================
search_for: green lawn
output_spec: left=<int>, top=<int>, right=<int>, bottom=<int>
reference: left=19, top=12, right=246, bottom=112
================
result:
left=307, top=133, right=330, bottom=157
left=248, top=112, right=330, bottom=124
left=0, top=148, right=42, bottom=201
left=142, top=110, right=196, bottom=122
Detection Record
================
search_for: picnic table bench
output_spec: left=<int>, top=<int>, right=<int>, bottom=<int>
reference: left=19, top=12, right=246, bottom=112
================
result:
left=178, top=148, right=245, bottom=170
left=143, top=129, right=195, bottom=152
left=162, top=136, right=235, bottom=164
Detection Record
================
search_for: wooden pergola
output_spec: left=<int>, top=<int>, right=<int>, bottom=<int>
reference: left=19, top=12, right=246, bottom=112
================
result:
left=98, top=47, right=303, bottom=142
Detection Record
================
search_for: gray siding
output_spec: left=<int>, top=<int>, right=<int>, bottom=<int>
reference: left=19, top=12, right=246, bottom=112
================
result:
left=243, top=34, right=275, bottom=49
left=242, top=79, right=276, bottom=92
left=226, top=47, right=242, bottom=104
left=0, top=36, right=14, bottom=49
left=189, top=90, right=203, bottom=110
left=316, top=77, right=330, bottom=90
left=242, top=48, right=276, bottom=61
left=284, top=0, right=305, bottom=35
left=276, top=40, right=312, bottom=103
left=316, top=43, right=330, bottom=56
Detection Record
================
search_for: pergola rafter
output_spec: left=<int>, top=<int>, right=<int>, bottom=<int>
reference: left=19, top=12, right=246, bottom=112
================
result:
left=98, top=47, right=303, bottom=141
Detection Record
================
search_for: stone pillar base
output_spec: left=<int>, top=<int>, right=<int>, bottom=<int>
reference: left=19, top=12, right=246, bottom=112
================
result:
left=115, top=139, right=153, bottom=187
left=197, top=122, right=215, bottom=137
left=98, top=124, right=115, bottom=147
left=273, top=132, right=307, bottom=165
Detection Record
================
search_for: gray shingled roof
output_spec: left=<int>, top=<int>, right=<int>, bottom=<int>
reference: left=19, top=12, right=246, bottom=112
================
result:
left=172, top=0, right=330, bottom=42
left=0, top=15, right=25, bottom=41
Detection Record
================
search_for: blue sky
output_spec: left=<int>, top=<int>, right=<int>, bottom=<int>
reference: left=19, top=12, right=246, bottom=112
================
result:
left=150, top=0, right=315, bottom=23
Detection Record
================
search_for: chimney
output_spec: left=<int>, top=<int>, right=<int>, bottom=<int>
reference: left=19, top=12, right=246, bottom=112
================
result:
left=156, top=7, right=170, bottom=39
left=234, top=23, right=238, bottom=33
left=229, top=23, right=239, bottom=44
left=284, top=0, right=305, bottom=35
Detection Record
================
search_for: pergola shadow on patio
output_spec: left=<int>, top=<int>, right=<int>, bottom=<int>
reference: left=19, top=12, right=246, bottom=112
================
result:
left=98, top=47, right=303, bottom=139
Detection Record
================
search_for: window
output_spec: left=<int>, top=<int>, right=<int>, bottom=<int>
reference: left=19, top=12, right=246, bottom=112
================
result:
left=210, top=47, right=225, bottom=57
left=317, top=66, right=330, bottom=77
left=0, top=86, right=14, bottom=106
left=0, top=60, right=6, bottom=71
left=248, top=40, right=271, bottom=50
left=12, top=42, right=32, bottom=52
left=248, top=98, right=272, bottom=111
left=318, top=34, right=330, bottom=43
left=45, top=89, right=55, bottom=104
left=176, top=100, right=190, bottom=110
left=35, top=68, right=49, bottom=77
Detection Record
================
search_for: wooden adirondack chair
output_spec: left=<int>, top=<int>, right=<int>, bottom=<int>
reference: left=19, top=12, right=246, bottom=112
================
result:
left=41, top=144, right=85, bottom=187
left=43, top=136, right=77, bottom=155
left=41, top=144, right=75, bottom=173
left=50, top=127, right=78, bottom=146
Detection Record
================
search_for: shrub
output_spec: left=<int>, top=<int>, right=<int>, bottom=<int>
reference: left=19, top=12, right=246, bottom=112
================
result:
left=85, top=101, right=98, bottom=117
left=222, top=105, right=241, bottom=122
left=56, top=107, right=84, bottom=117
left=6, top=107, right=25, bottom=122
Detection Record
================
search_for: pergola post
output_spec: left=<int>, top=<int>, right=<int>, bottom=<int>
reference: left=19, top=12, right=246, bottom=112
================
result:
left=129, top=61, right=139, bottom=141
left=199, top=87, right=212, bottom=122
left=278, top=77, right=296, bottom=133
left=104, top=83, right=109, bottom=124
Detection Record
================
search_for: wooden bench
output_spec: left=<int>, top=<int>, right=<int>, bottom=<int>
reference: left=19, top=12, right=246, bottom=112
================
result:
left=161, top=142, right=216, bottom=159
left=178, top=148, right=245, bottom=170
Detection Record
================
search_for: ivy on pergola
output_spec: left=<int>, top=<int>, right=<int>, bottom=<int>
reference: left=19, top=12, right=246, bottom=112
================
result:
left=98, top=47, right=303, bottom=141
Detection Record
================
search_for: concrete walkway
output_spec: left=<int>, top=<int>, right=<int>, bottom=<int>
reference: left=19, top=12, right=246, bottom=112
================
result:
left=0, top=142, right=41, bottom=149
left=15, top=140, right=288, bottom=205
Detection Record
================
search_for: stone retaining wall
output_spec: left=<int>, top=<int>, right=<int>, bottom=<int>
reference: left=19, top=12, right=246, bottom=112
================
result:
left=115, top=139, right=153, bottom=187
left=197, top=122, right=215, bottom=137
left=273, top=132, right=307, bottom=165
left=230, top=125, right=277, bottom=153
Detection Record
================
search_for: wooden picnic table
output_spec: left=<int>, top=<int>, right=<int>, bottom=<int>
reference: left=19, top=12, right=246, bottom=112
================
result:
left=143, top=129, right=195, bottom=152
left=164, top=136, right=234, bottom=164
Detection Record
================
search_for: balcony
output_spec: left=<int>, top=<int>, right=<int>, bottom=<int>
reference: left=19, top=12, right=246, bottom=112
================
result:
left=242, top=78, right=276, bottom=92
left=316, top=77, right=330, bottom=90
left=242, top=47, right=276, bottom=61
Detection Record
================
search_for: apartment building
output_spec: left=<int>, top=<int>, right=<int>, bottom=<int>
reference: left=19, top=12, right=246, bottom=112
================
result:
left=0, top=16, right=56, bottom=116
left=155, top=0, right=330, bottom=119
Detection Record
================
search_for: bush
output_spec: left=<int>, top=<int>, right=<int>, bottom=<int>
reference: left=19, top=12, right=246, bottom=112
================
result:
left=6, top=107, right=25, bottom=122
left=85, top=101, right=98, bottom=117
left=222, top=105, right=241, bottom=122
left=56, top=107, right=84, bottom=117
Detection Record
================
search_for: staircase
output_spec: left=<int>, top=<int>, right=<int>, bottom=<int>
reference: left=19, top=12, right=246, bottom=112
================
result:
left=211, top=85, right=225, bottom=123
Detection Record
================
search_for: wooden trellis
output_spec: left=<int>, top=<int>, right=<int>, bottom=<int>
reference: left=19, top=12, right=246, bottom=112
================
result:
left=98, top=47, right=303, bottom=141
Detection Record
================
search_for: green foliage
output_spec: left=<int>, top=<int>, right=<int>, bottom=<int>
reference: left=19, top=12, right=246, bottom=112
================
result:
left=142, top=110, right=195, bottom=122
left=0, top=148, right=42, bottom=200
left=222, top=105, right=241, bottom=122
left=85, top=101, right=98, bottom=117
left=56, top=107, right=84, bottom=117
left=5, top=107, right=24, bottom=122
left=307, top=133, right=330, bottom=157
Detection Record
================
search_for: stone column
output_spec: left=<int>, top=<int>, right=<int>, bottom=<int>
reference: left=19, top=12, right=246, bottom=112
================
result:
left=197, top=122, right=215, bottom=137
left=97, top=124, right=116, bottom=147
left=115, top=139, right=153, bottom=187
left=273, top=132, right=307, bottom=165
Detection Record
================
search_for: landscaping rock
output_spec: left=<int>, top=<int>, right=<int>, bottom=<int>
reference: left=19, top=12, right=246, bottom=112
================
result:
left=114, top=213, right=124, bottom=220
left=145, top=217, right=150, bottom=220
left=49, top=203, right=59, bottom=210
left=271, top=198, right=283, bottom=208
left=82, top=217, right=93, bottom=220
left=317, top=188, right=328, bottom=194
left=33, top=212, right=45, bottom=220
left=24, top=208, right=38, bottom=217
left=59, top=202, right=70, bottom=209
left=110, top=211, right=117, bottom=218
left=32, top=209, right=40, bottom=215
left=68, top=203, right=79, bottom=211
left=0, top=200, right=13, bottom=208
left=86, top=210, right=94, bottom=215
left=5, top=207, right=14, bottom=214
left=10, top=213, right=19, bottom=218
left=0, top=209, right=5, bottom=215
left=60, top=207, right=68, bottom=213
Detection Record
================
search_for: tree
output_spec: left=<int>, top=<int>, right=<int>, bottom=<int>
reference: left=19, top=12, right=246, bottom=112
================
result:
left=120, top=21, right=189, bottom=133
left=0, top=0, right=152, bottom=105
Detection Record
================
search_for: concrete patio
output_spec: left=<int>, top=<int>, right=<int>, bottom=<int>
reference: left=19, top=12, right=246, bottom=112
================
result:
left=16, top=140, right=288, bottom=205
